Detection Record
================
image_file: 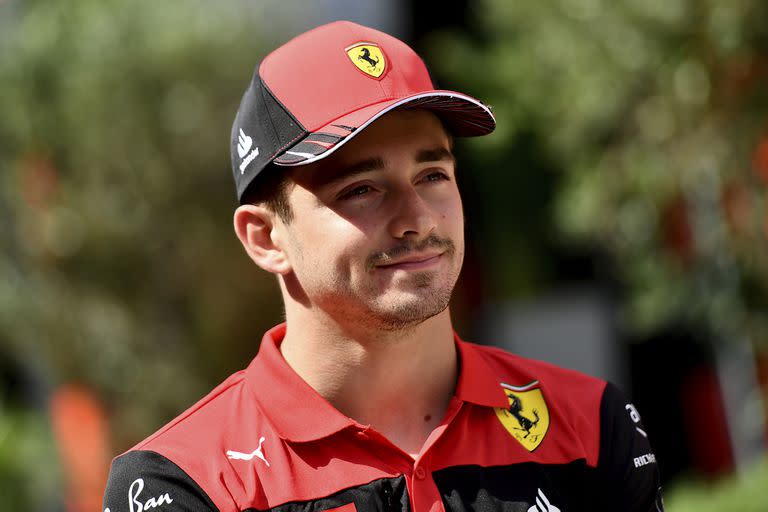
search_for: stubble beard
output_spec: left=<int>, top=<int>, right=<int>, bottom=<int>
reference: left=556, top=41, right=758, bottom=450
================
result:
left=357, top=234, right=461, bottom=331
left=302, top=234, right=462, bottom=332
left=366, top=273, right=454, bottom=331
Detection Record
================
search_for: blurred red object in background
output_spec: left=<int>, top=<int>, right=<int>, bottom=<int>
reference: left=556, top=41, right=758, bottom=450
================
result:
left=50, top=385, right=110, bottom=512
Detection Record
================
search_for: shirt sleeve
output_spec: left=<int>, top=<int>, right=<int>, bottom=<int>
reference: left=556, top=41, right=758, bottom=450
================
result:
left=595, top=382, right=664, bottom=512
left=103, top=450, right=219, bottom=512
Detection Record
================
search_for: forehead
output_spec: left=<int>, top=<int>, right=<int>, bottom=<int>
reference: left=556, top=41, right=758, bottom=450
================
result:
left=289, top=109, right=452, bottom=187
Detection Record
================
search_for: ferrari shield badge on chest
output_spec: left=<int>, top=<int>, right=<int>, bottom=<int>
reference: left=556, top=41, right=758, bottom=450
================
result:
left=346, top=42, right=386, bottom=79
left=494, top=381, right=550, bottom=451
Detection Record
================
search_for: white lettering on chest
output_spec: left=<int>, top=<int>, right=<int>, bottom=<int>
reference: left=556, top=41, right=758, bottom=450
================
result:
left=128, top=478, right=173, bottom=512
left=633, top=452, right=657, bottom=468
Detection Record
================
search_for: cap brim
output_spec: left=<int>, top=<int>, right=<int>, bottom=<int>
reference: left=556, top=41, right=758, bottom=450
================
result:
left=273, top=91, right=495, bottom=166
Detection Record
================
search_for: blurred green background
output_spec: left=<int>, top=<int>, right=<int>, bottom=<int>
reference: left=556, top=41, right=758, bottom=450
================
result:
left=1, top=0, right=767, bottom=510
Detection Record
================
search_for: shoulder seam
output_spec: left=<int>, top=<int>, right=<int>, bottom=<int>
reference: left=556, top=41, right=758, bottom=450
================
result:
left=133, top=371, right=247, bottom=452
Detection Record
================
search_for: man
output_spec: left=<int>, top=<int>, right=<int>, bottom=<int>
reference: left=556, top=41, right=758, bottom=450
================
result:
left=103, top=21, right=663, bottom=512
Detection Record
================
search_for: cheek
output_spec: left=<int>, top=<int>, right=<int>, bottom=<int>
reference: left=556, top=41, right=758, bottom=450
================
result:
left=440, top=193, right=465, bottom=233
left=289, top=218, right=369, bottom=273
left=443, top=196, right=465, bottom=260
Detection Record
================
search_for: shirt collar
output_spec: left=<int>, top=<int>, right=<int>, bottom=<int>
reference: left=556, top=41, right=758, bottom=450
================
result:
left=245, top=324, right=355, bottom=443
left=453, top=333, right=510, bottom=409
left=246, top=324, right=509, bottom=443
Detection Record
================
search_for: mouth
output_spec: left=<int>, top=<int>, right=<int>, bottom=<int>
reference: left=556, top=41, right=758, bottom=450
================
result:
left=375, top=252, right=444, bottom=271
left=366, top=235, right=456, bottom=272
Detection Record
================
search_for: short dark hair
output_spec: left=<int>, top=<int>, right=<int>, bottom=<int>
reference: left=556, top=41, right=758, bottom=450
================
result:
left=240, top=163, right=293, bottom=224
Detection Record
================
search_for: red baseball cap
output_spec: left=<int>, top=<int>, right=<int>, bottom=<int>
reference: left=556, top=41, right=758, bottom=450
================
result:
left=231, top=20, right=495, bottom=202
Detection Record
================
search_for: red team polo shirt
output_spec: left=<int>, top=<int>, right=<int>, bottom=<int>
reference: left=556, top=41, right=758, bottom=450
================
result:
left=103, top=324, right=663, bottom=512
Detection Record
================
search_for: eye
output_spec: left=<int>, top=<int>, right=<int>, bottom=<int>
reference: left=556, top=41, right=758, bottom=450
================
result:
left=338, top=184, right=374, bottom=200
left=422, top=170, right=450, bottom=183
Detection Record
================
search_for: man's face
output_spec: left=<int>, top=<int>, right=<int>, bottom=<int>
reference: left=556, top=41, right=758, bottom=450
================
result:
left=276, top=109, right=465, bottom=330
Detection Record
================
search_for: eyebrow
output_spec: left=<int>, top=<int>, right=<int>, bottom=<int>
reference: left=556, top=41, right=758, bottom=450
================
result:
left=415, top=147, right=455, bottom=164
left=319, top=146, right=455, bottom=187
left=321, top=156, right=386, bottom=187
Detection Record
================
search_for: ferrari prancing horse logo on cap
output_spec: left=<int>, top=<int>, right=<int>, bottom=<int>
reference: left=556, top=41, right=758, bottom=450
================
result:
left=346, top=42, right=386, bottom=79
left=494, top=380, right=550, bottom=452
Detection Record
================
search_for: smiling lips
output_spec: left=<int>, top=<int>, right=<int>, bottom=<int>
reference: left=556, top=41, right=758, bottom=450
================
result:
left=365, top=234, right=456, bottom=272
left=376, top=252, right=443, bottom=271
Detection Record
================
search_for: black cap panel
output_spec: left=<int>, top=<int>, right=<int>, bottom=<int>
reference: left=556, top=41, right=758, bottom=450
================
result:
left=231, top=72, right=305, bottom=202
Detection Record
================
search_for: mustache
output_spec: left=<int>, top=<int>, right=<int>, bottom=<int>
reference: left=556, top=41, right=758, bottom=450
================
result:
left=366, top=235, right=456, bottom=271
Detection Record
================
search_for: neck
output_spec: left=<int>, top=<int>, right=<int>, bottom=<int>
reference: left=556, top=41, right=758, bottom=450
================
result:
left=280, top=306, right=458, bottom=457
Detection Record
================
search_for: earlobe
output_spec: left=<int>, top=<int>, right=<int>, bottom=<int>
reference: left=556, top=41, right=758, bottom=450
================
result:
left=233, top=205, right=292, bottom=274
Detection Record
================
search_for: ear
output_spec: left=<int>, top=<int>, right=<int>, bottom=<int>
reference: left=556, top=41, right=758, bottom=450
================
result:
left=233, top=204, right=292, bottom=275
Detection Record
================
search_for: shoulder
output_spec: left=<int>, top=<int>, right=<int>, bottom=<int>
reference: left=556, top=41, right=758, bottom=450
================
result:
left=105, top=369, right=270, bottom=512
left=466, top=343, right=663, bottom=510
left=466, top=341, right=607, bottom=402
left=133, top=370, right=250, bottom=454
left=460, top=340, right=610, bottom=465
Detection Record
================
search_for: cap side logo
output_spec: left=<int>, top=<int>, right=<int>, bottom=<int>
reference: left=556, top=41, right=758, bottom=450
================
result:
left=346, top=43, right=386, bottom=79
left=237, top=128, right=252, bottom=158
left=238, top=128, right=260, bottom=174
left=494, top=380, right=550, bottom=452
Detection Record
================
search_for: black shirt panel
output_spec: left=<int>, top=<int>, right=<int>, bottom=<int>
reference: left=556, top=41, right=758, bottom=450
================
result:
left=246, top=476, right=410, bottom=512
left=433, top=461, right=591, bottom=512
left=103, top=450, right=219, bottom=512
left=597, top=382, right=664, bottom=512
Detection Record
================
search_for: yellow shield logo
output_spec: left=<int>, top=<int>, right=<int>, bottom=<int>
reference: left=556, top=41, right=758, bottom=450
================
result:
left=346, top=43, right=386, bottom=79
left=494, top=381, right=550, bottom=452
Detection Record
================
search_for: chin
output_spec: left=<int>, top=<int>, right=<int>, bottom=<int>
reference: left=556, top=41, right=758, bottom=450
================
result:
left=368, top=290, right=452, bottom=331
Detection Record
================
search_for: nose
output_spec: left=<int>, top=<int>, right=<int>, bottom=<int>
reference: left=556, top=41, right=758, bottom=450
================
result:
left=387, top=186, right=438, bottom=239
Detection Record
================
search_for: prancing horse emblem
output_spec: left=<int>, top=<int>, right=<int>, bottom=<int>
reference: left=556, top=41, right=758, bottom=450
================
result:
left=508, top=393, right=540, bottom=438
left=346, top=43, right=386, bottom=79
left=358, top=47, right=379, bottom=68
left=494, top=381, right=550, bottom=452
